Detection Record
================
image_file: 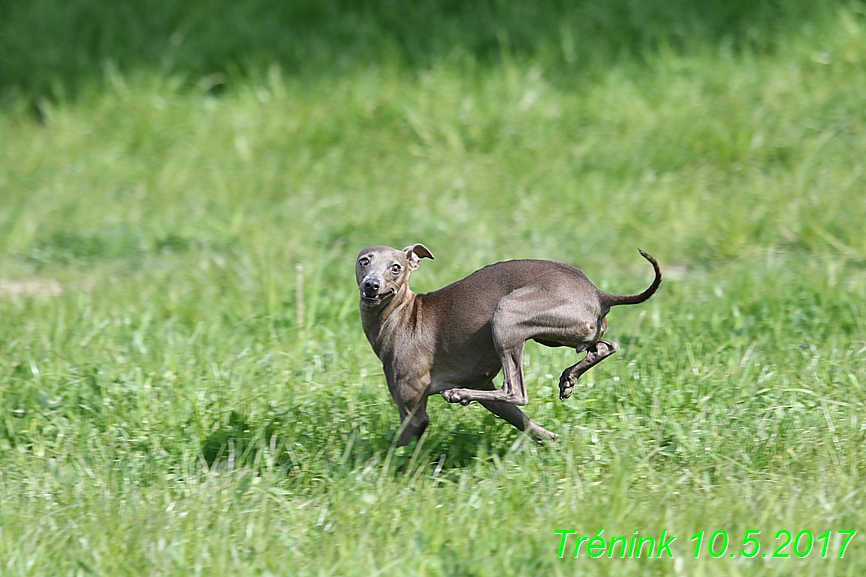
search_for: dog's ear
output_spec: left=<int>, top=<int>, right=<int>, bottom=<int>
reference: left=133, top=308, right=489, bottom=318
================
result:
left=403, top=244, right=434, bottom=271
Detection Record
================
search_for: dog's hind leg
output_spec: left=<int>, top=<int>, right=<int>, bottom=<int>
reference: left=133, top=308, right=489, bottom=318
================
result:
left=476, top=381, right=558, bottom=444
left=558, top=339, right=619, bottom=400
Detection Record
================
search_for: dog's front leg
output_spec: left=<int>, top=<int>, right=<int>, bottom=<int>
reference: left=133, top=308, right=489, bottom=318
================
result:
left=386, top=371, right=432, bottom=446
left=395, top=399, right=430, bottom=446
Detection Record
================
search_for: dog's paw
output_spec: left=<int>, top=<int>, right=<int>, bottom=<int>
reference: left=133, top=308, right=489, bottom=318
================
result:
left=442, top=389, right=473, bottom=405
left=530, top=429, right=560, bottom=446
left=559, top=369, right=579, bottom=400
left=558, top=377, right=576, bottom=400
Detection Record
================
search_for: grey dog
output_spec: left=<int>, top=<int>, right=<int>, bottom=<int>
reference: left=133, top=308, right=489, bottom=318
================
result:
left=356, top=244, right=661, bottom=445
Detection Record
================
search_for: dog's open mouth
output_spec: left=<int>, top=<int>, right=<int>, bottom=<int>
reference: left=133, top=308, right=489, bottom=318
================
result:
left=360, top=290, right=394, bottom=305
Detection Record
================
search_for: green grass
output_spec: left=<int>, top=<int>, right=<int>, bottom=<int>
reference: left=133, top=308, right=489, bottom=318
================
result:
left=2, top=2, right=866, bottom=575
left=0, top=0, right=828, bottom=99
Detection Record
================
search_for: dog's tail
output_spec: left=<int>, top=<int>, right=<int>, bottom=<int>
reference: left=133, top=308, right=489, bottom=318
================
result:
left=599, top=249, right=662, bottom=309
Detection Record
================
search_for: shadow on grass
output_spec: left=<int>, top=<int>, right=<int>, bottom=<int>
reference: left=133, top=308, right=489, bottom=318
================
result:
left=200, top=410, right=285, bottom=469
left=199, top=407, right=515, bottom=479
left=389, top=429, right=514, bottom=476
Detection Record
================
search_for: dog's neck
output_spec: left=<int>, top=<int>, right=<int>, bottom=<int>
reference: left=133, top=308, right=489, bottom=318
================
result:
left=360, top=283, right=418, bottom=358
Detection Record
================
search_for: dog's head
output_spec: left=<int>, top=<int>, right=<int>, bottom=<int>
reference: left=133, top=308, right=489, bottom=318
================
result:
left=355, top=244, right=434, bottom=308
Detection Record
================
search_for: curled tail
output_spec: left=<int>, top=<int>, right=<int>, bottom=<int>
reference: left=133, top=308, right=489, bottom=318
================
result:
left=599, top=249, right=662, bottom=309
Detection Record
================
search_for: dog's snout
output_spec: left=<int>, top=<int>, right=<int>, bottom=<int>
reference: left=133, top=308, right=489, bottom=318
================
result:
left=363, top=278, right=380, bottom=295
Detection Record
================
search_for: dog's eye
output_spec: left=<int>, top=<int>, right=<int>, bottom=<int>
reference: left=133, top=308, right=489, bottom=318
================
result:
left=390, top=264, right=401, bottom=274
left=358, top=257, right=370, bottom=267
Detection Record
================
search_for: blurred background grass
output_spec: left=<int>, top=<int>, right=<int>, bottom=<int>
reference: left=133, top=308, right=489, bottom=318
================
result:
left=0, top=0, right=830, bottom=99
left=1, top=1, right=866, bottom=575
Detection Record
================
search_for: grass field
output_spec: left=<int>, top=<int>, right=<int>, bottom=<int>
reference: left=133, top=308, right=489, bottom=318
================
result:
left=2, top=1, right=866, bottom=575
